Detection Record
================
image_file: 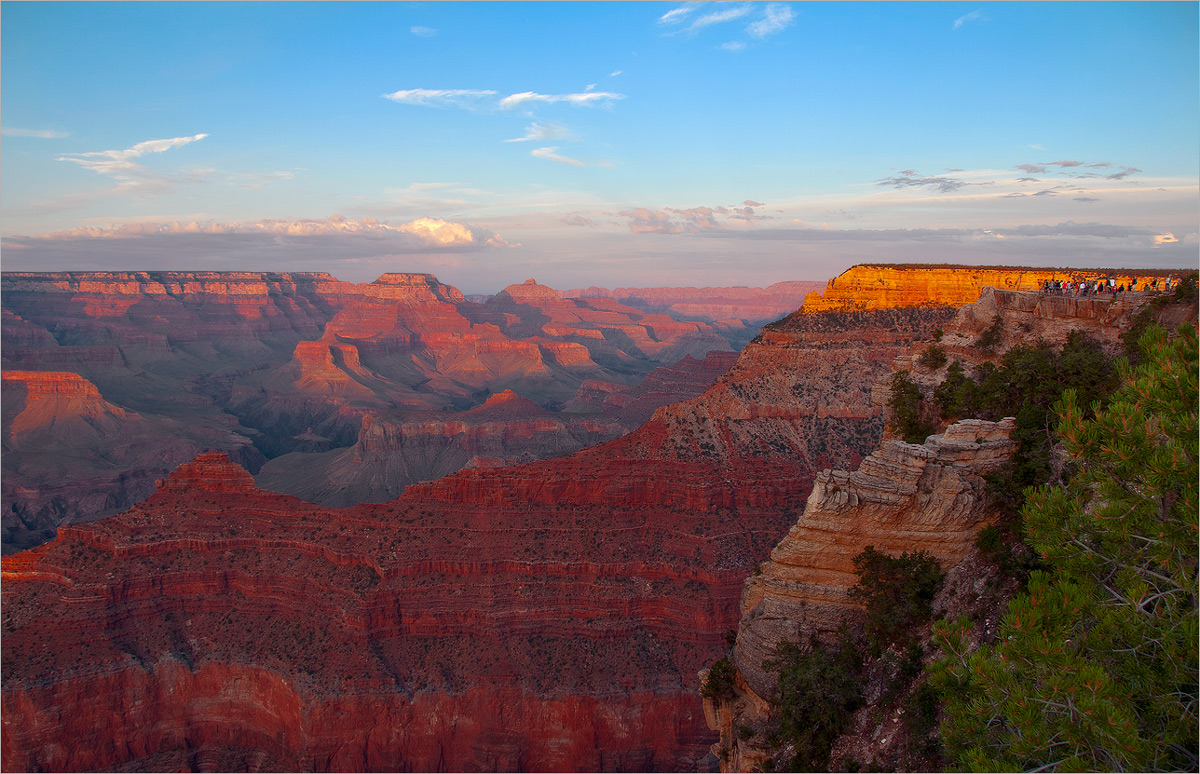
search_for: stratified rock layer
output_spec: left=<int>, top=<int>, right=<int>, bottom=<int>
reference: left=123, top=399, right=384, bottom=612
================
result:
left=1, top=371, right=258, bottom=550
left=803, top=264, right=1176, bottom=312
left=704, top=419, right=1017, bottom=772
left=1, top=302, right=953, bottom=772
left=256, top=353, right=741, bottom=508
left=1, top=272, right=745, bottom=551
left=734, top=419, right=1016, bottom=702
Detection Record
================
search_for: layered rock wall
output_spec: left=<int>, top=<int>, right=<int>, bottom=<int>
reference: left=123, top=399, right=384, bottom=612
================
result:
left=803, top=264, right=1177, bottom=313
left=1, top=300, right=952, bottom=771
left=705, top=419, right=1017, bottom=771
left=7, top=264, right=1123, bottom=771
left=1, top=271, right=752, bottom=548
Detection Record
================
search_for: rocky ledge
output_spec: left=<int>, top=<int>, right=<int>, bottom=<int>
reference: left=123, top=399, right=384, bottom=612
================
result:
left=706, top=418, right=1016, bottom=770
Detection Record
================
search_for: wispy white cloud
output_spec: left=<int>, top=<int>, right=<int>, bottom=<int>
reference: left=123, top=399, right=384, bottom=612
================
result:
left=499, top=90, right=624, bottom=109
left=410, top=26, right=437, bottom=37
left=747, top=3, right=794, bottom=38
left=952, top=9, right=985, bottom=30
left=384, top=88, right=624, bottom=112
left=382, top=88, right=497, bottom=107
left=688, top=4, right=753, bottom=32
left=504, top=122, right=577, bottom=143
left=721, top=41, right=746, bottom=53
left=55, top=134, right=210, bottom=196
left=531, top=146, right=587, bottom=167
left=58, top=134, right=209, bottom=177
left=658, top=3, right=702, bottom=25
left=2, top=127, right=69, bottom=139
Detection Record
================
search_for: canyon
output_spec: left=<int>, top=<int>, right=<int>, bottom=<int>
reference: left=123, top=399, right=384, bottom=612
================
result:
left=1, top=272, right=796, bottom=553
left=3, top=263, right=1188, bottom=772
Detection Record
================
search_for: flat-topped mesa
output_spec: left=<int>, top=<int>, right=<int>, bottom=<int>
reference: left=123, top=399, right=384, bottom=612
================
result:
left=492, top=277, right=576, bottom=307
left=1, top=271, right=347, bottom=299
left=155, top=452, right=257, bottom=494
left=2, top=371, right=132, bottom=440
left=364, top=273, right=465, bottom=303
left=802, top=264, right=1178, bottom=313
left=1, top=370, right=104, bottom=399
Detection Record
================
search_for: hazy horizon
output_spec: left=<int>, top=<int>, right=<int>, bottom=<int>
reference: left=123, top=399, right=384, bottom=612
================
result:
left=2, top=1, right=1197, bottom=294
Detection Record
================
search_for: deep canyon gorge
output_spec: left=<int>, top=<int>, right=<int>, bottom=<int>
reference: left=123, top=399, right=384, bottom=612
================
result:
left=2, top=264, right=1190, bottom=772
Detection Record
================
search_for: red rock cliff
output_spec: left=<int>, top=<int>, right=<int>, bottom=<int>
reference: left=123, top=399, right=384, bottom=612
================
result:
left=1, top=271, right=753, bottom=547
left=702, top=419, right=1018, bottom=772
left=0, top=296, right=954, bottom=771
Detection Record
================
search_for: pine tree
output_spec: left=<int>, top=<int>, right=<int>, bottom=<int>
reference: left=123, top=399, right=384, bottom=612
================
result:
left=933, top=324, right=1198, bottom=772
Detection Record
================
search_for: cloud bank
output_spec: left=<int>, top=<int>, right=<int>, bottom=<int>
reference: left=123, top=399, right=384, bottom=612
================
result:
left=5, top=215, right=511, bottom=249
left=618, top=201, right=770, bottom=233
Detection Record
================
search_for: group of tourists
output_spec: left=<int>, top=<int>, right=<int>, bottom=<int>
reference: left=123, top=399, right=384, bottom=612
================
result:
left=1040, top=276, right=1176, bottom=297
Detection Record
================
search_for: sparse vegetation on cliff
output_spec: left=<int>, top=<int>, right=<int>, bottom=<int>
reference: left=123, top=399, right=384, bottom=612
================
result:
left=850, top=547, right=945, bottom=655
left=701, top=656, right=737, bottom=702
left=934, top=324, right=1198, bottom=772
left=934, top=331, right=1118, bottom=516
left=766, top=630, right=863, bottom=772
left=974, top=315, right=1005, bottom=353
left=887, top=371, right=937, bottom=444
left=917, top=344, right=947, bottom=370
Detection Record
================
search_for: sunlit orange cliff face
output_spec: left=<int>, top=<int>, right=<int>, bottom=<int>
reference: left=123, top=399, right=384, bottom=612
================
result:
left=802, top=264, right=1175, bottom=312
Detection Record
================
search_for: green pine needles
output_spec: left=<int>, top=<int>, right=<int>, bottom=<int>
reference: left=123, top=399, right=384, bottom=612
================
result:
left=889, top=371, right=937, bottom=444
left=766, top=630, right=864, bottom=772
left=933, top=324, right=1199, bottom=772
left=850, top=546, right=945, bottom=653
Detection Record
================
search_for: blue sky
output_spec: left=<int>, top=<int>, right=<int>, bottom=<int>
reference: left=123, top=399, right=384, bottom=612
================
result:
left=2, top=1, right=1197, bottom=292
